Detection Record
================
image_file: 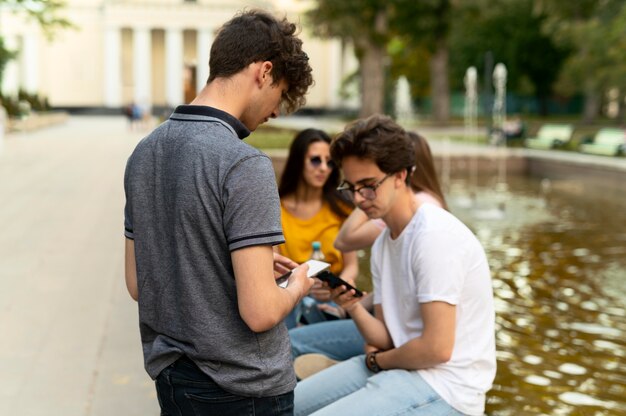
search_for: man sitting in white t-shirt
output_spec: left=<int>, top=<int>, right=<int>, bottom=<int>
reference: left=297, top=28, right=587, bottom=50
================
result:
left=294, top=114, right=496, bottom=416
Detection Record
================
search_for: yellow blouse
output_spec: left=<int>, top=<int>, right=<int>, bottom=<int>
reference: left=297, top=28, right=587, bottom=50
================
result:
left=278, top=201, right=350, bottom=275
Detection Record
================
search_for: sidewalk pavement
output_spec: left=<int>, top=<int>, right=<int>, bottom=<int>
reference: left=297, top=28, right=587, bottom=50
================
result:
left=0, top=116, right=158, bottom=416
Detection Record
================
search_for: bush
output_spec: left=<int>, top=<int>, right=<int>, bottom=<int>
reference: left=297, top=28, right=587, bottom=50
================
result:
left=18, top=89, right=50, bottom=112
left=0, top=95, right=21, bottom=117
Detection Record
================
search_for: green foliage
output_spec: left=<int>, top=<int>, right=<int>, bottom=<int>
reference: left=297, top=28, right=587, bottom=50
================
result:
left=388, top=38, right=431, bottom=98
left=0, top=0, right=73, bottom=38
left=0, top=94, right=19, bottom=116
left=307, top=0, right=452, bottom=117
left=0, top=0, right=72, bottom=101
left=18, top=89, right=50, bottom=111
left=0, top=90, right=50, bottom=117
left=544, top=0, right=626, bottom=95
left=306, top=0, right=390, bottom=49
left=244, top=127, right=299, bottom=150
left=0, top=37, right=17, bottom=86
left=306, top=0, right=451, bottom=54
left=449, top=0, right=567, bottom=102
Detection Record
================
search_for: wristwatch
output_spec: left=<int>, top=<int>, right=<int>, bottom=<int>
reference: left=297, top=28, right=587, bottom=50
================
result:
left=365, top=350, right=382, bottom=373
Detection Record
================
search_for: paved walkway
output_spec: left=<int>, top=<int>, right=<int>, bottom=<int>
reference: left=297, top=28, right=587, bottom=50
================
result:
left=0, top=116, right=158, bottom=415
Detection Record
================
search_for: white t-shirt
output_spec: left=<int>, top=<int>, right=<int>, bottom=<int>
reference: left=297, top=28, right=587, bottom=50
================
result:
left=372, top=191, right=441, bottom=229
left=371, top=203, right=496, bottom=416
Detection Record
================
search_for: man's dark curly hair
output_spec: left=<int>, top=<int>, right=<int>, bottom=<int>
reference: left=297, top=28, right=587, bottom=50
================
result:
left=331, top=115, right=415, bottom=186
left=208, top=10, right=313, bottom=114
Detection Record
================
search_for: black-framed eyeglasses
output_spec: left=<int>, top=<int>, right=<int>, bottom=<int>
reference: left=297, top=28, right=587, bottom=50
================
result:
left=309, top=156, right=336, bottom=170
left=337, top=174, right=392, bottom=201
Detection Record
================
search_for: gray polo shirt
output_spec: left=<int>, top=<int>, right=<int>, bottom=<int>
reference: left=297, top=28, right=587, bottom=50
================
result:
left=124, top=105, right=294, bottom=397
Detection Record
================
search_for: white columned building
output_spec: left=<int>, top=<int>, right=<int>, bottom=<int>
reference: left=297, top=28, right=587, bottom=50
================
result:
left=103, top=26, right=122, bottom=107
left=165, top=27, right=184, bottom=107
left=20, top=33, right=39, bottom=94
left=196, top=28, right=213, bottom=94
left=133, top=26, right=152, bottom=107
left=1, top=35, right=20, bottom=96
left=327, top=39, right=342, bottom=108
left=0, top=1, right=351, bottom=112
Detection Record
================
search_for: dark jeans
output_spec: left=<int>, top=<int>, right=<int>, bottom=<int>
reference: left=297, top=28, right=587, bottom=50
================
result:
left=156, top=356, right=294, bottom=416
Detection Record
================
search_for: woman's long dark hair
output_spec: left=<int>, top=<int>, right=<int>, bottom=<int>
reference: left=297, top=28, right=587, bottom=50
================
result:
left=279, top=128, right=353, bottom=218
left=408, top=132, right=448, bottom=210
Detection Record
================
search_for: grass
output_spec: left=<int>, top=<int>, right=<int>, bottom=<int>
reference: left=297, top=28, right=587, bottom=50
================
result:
left=245, top=126, right=298, bottom=149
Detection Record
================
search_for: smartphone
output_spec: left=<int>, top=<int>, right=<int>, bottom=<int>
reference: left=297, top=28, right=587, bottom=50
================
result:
left=315, top=271, right=363, bottom=297
left=276, top=259, right=331, bottom=288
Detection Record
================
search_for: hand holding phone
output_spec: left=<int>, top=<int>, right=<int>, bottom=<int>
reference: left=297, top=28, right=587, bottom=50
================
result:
left=316, top=271, right=363, bottom=297
left=276, top=259, right=331, bottom=288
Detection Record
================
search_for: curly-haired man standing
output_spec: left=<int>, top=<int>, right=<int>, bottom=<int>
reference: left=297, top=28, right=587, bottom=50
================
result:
left=124, top=10, right=315, bottom=415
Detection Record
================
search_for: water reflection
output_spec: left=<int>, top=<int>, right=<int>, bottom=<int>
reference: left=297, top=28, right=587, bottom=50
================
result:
left=449, top=175, right=626, bottom=416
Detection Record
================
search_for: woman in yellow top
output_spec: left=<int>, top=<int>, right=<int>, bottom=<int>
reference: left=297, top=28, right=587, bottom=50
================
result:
left=277, top=128, right=358, bottom=328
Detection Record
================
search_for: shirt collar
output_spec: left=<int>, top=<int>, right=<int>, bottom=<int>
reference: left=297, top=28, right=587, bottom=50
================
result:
left=171, top=105, right=251, bottom=139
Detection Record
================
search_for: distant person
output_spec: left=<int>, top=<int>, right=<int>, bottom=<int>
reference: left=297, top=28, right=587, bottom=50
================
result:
left=289, top=131, right=448, bottom=376
left=124, top=102, right=141, bottom=131
left=503, top=115, right=525, bottom=139
left=294, top=115, right=496, bottom=416
left=276, top=128, right=357, bottom=328
left=124, top=10, right=314, bottom=416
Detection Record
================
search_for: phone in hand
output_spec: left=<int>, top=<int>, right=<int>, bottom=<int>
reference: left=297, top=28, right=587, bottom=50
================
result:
left=276, top=259, right=331, bottom=288
left=316, top=271, right=363, bottom=297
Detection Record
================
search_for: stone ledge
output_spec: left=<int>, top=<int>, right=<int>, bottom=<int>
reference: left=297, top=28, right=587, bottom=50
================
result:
left=7, top=111, right=69, bottom=133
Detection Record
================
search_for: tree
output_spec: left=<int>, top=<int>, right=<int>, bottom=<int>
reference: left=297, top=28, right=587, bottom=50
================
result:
left=541, top=0, right=626, bottom=122
left=0, top=0, right=71, bottom=35
left=449, top=0, right=567, bottom=116
left=392, top=0, right=451, bottom=123
left=0, top=37, right=17, bottom=85
left=306, top=0, right=389, bottom=118
left=307, top=0, right=452, bottom=122
left=0, top=0, right=71, bottom=91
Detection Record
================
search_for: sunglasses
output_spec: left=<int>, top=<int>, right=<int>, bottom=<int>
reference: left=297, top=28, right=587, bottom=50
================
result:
left=337, top=174, right=392, bottom=201
left=309, top=156, right=336, bottom=170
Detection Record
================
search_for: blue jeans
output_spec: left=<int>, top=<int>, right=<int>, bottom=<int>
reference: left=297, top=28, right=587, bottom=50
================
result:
left=285, top=296, right=339, bottom=329
left=156, top=356, right=294, bottom=416
left=289, top=319, right=365, bottom=361
left=294, top=355, right=465, bottom=416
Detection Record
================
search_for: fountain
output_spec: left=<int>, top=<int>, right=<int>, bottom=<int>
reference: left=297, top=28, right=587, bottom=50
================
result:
left=453, top=66, right=479, bottom=208
left=492, top=63, right=508, bottom=196
left=394, top=76, right=414, bottom=124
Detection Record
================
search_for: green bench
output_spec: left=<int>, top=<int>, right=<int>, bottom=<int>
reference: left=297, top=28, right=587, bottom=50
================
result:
left=579, top=128, right=626, bottom=156
left=525, top=124, right=574, bottom=150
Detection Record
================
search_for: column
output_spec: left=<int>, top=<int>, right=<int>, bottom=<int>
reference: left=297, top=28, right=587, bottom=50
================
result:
left=1, top=35, right=20, bottom=97
left=103, top=26, right=122, bottom=107
left=342, top=41, right=360, bottom=109
left=165, top=27, right=183, bottom=107
left=196, top=28, right=212, bottom=94
left=20, top=33, right=38, bottom=94
left=133, top=27, right=152, bottom=106
left=327, top=39, right=342, bottom=108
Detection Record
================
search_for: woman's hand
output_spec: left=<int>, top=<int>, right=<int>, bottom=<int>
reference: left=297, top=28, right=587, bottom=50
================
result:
left=309, top=278, right=332, bottom=301
left=317, top=302, right=347, bottom=319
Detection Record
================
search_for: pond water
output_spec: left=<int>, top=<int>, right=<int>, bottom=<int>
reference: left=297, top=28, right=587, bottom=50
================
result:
left=356, top=173, right=626, bottom=415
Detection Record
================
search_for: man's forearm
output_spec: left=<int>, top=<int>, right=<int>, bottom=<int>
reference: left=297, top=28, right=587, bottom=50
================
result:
left=374, top=335, right=452, bottom=371
left=348, top=304, right=393, bottom=350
